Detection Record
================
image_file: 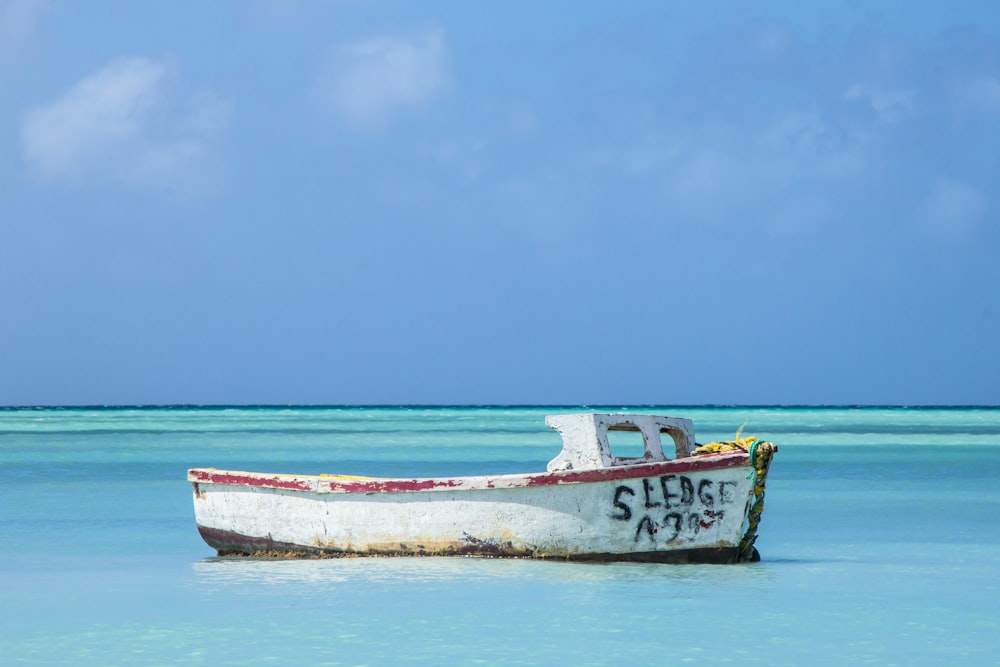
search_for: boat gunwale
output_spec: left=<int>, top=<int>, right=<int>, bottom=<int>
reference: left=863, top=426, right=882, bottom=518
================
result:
left=187, top=450, right=749, bottom=495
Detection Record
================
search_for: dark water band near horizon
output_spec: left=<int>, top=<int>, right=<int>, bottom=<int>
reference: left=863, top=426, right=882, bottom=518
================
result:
left=1, top=406, right=998, bottom=665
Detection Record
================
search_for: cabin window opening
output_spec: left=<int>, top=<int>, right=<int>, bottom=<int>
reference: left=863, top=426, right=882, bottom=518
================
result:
left=606, top=425, right=647, bottom=461
left=659, top=427, right=685, bottom=459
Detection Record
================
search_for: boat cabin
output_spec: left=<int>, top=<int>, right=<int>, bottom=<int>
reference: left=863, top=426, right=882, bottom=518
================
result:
left=544, top=413, right=696, bottom=472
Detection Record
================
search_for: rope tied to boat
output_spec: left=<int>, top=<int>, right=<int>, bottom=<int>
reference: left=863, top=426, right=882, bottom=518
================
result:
left=692, top=435, right=777, bottom=563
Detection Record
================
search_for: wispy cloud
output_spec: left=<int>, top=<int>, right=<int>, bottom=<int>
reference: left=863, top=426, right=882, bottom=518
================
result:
left=958, top=76, right=1000, bottom=113
left=314, top=25, right=450, bottom=130
left=845, top=84, right=915, bottom=123
left=20, top=57, right=230, bottom=191
left=0, top=0, right=49, bottom=69
left=514, top=19, right=998, bottom=244
left=919, top=179, right=987, bottom=242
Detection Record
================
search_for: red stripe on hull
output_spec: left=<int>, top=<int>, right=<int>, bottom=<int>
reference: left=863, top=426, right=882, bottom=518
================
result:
left=188, top=451, right=747, bottom=494
left=189, top=469, right=313, bottom=491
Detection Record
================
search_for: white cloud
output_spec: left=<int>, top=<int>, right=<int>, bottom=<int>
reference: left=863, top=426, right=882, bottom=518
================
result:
left=0, top=0, right=49, bottom=68
left=579, top=108, right=870, bottom=235
left=845, top=84, right=915, bottom=122
left=919, top=179, right=987, bottom=242
left=315, top=25, right=450, bottom=130
left=20, top=57, right=230, bottom=191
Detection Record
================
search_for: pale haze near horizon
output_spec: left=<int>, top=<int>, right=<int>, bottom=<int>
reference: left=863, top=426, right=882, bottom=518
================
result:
left=1, top=1, right=998, bottom=406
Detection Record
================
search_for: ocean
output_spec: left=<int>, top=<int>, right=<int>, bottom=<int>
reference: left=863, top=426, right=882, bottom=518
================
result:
left=1, top=406, right=998, bottom=665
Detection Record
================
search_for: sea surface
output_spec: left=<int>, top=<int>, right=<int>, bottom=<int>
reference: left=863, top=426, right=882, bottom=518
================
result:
left=1, top=406, right=998, bottom=666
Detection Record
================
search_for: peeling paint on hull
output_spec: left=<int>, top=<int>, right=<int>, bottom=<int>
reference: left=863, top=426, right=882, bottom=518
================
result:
left=188, top=413, right=776, bottom=564
left=190, top=452, right=761, bottom=563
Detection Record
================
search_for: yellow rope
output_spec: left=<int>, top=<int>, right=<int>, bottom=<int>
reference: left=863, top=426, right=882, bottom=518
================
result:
left=693, top=434, right=778, bottom=563
left=736, top=440, right=777, bottom=561
left=692, top=435, right=760, bottom=455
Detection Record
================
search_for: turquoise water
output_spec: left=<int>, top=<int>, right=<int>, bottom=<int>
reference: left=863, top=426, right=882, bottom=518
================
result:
left=1, top=406, right=998, bottom=665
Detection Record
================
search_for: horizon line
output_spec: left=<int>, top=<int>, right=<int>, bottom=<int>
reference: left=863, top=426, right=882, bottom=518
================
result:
left=3, top=403, right=999, bottom=410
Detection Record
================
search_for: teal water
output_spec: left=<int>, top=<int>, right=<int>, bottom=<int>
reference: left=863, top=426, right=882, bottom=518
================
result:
left=1, top=406, right=998, bottom=665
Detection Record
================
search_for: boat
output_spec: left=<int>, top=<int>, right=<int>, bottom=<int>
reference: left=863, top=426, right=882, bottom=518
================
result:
left=188, top=413, right=777, bottom=564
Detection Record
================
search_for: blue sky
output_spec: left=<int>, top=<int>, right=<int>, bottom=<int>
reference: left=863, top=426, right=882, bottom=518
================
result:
left=1, top=0, right=998, bottom=406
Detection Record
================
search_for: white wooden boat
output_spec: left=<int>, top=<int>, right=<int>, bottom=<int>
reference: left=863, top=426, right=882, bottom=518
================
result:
left=188, top=413, right=777, bottom=563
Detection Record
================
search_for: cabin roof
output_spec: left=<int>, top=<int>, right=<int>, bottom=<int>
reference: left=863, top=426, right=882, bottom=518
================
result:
left=545, top=413, right=696, bottom=472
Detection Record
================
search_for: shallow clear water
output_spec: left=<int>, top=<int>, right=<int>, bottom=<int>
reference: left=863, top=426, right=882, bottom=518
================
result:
left=1, top=406, right=998, bottom=665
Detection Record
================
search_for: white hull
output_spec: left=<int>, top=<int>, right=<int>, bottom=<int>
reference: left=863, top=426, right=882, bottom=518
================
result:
left=189, top=413, right=776, bottom=564
left=190, top=451, right=761, bottom=563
